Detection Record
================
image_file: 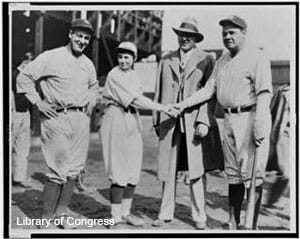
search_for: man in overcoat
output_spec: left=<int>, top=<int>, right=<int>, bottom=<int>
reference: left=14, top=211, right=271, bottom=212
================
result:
left=152, top=17, right=220, bottom=229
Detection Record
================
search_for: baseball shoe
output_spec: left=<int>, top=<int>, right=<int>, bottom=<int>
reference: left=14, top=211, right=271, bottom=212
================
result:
left=12, top=180, right=32, bottom=189
left=122, top=214, right=144, bottom=227
left=194, top=221, right=206, bottom=230
left=75, top=177, right=94, bottom=193
left=56, top=215, right=78, bottom=229
left=223, top=221, right=239, bottom=230
left=38, top=220, right=59, bottom=229
left=108, top=221, right=127, bottom=229
left=152, top=219, right=172, bottom=227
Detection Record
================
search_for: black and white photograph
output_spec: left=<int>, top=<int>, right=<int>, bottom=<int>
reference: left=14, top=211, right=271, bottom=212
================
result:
left=3, top=1, right=298, bottom=238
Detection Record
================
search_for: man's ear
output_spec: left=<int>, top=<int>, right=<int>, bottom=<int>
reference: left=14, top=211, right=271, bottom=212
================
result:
left=68, top=29, right=73, bottom=39
left=242, top=29, right=247, bottom=35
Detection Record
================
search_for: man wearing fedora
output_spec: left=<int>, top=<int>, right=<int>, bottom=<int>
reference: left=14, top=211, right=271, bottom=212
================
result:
left=152, top=17, right=218, bottom=229
left=17, top=19, right=99, bottom=229
left=174, top=15, right=273, bottom=230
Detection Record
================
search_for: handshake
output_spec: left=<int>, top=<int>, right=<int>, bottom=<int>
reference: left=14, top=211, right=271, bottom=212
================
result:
left=160, top=102, right=187, bottom=118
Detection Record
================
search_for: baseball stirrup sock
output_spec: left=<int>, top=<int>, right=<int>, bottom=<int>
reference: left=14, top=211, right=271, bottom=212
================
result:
left=55, top=179, right=75, bottom=216
left=111, top=203, right=122, bottom=223
left=42, top=180, right=62, bottom=219
left=252, top=185, right=263, bottom=229
left=110, top=184, right=125, bottom=204
left=121, top=198, right=132, bottom=217
left=229, top=184, right=245, bottom=225
left=124, top=184, right=136, bottom=199
left=122, top=184, right=136, bottom=216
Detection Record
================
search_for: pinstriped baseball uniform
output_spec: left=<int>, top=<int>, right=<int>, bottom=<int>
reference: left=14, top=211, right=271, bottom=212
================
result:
left=100, top=66, right=143, bottom=186
left=204, top=45, right=273, bottom=186
left=17, top=46, right=99, bottom=184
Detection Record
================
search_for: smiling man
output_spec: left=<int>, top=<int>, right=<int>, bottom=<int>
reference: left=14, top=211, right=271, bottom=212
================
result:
left=16, top=19, right=99, bottom=229
left=174, top=15, right=273, bottom=230
left=152, top=17, right=223, bottom=230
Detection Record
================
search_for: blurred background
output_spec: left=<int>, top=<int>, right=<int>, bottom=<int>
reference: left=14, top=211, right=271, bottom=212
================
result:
left=10, top=6, right=294, bottom=133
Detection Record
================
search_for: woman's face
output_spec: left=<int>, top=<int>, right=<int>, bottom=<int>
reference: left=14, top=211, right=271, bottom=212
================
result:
left=118, top=53, right=134, bottom=71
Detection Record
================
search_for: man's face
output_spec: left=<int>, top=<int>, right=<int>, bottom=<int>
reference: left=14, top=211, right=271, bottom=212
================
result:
left=69, top=29, right=91, bottom=56
left=177, top=33, right=197, bottom=52
left=222, top=24, right=246, bottom=52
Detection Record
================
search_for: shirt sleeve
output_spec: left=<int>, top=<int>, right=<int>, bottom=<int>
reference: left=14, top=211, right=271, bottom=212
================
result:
left=195, top=54, right=217, bottom=126
left=19, top=51, right=49, bottom=81
left=16, top=52, right=49, bottom=104
left=87, top=61, right=100, bottom=106
left=254, top=52, right=273, bottom=96
left=107, top=71, right=143, bottom=108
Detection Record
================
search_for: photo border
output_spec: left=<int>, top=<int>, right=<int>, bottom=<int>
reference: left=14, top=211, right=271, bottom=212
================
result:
left=2, top=1, right=299, bottom=238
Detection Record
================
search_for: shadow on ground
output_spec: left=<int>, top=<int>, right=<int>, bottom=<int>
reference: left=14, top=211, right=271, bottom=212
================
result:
left=141, top=168, right=157, bottom=177
left=12, top=172, right=110, bottom=221
left=97, top=188, right=225, bottom=229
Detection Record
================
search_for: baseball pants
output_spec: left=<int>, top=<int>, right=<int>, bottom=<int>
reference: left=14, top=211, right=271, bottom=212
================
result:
left=11, top=111, right=31, bottom=182
left=40, top=111, right=90, bottom=184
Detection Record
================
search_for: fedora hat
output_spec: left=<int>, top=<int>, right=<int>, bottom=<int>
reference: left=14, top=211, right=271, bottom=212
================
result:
left=172, top=17, right=204, bottom=42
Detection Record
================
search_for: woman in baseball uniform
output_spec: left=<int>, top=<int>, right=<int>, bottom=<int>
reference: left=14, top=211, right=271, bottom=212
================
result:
left=101, top=42, right=175, bottom=227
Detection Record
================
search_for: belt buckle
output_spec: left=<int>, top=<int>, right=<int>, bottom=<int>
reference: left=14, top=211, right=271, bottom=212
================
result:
left=237, top=106, right=241, bottom=113
left=227, top=108, right=231, bottom=114
left=63, top=107, right=67, bottom=114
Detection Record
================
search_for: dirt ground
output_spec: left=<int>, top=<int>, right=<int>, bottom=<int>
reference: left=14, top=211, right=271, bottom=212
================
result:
left=10, top=117, right=292, bottom=237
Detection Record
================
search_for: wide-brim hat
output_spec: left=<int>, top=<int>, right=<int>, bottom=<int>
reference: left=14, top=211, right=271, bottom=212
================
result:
left=71, top=19, right=94, bottom=35
left=172, top=17, right=204, bottom=43
left=116, top=41, right=138, bottom=59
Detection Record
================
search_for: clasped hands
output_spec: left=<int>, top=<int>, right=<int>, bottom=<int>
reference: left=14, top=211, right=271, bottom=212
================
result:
left=160, top=102, right=208, bottom=137
left=161, top=102, right=187, bottom=118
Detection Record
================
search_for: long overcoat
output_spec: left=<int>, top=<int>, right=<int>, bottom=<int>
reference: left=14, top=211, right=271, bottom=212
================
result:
left=153, top=48, right=224, bottom=181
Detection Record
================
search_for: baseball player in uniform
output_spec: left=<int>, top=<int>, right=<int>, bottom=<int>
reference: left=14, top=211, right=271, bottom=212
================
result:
left=17, top=19, right=99, bottom=229
left=174, top=15, right=273, bottom=230
left=11, top=52, right=34, bottom=188
left=101, top=42, right=174, bottom=228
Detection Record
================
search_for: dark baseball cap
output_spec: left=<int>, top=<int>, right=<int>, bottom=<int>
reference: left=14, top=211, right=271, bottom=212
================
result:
left=71, top=19, right=94, bottom=35
left=219, top=15, right=247, bottom=30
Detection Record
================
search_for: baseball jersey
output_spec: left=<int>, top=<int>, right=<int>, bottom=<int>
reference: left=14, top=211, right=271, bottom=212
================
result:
left=103, top=66, right=143, bottom=108
left=17, top=46, right=99, bottom=107
left=204, top=45, right=273, bottom=108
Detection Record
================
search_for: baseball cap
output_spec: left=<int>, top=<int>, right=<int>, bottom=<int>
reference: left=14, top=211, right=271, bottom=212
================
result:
left=219, top=15, right=247, bottom=30
left=116, top=42, right=137, bottom=59
left=71, top=19, right=94, bottom=35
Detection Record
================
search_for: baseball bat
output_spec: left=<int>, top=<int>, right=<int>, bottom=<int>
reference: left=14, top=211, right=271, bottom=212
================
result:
left=245, top=148, right=258, bottom=229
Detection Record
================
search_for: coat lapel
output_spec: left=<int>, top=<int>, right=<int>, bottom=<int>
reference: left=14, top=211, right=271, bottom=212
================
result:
left=184, top=48, right=206, bottom=80
left=168, top=51, right=180, bottom=82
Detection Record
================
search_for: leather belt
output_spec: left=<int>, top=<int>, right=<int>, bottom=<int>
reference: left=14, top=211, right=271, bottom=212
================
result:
left=124, top=106, right=137, bottom=114
left=55, top=106, right=86, bottom=113
left=107, top=103, right=137, bottom=114
left=224, top=105, right=255, bottom=114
